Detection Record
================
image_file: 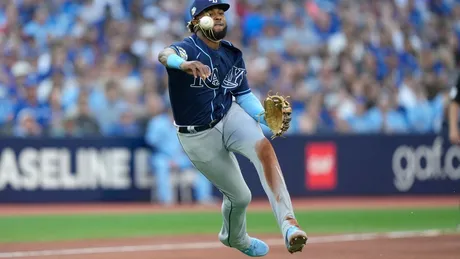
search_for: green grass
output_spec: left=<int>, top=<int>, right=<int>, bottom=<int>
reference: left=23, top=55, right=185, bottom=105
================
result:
left=1, top=207, right=458, bottom=243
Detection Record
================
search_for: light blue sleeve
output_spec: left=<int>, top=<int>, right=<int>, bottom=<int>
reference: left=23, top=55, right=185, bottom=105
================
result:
left=235, top=92, right=267, bottom=126
left=145, top=117, right=163, bottom=147
left=145, top=116, right=177, bottom=158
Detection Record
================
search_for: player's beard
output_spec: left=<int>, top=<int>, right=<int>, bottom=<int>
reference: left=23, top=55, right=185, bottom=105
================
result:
left=212, top=25, right=227, bottom=41
left=200, top=25, right=227, bottom=42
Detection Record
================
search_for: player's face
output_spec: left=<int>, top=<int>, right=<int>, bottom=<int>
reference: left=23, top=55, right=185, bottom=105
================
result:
left=202, top=8, right=227, bottom=39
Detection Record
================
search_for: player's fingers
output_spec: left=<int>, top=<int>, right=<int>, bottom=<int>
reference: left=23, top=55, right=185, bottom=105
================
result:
left=197, top=65, right=207, bottom=80
left=192, top=63, right=203, bottom=78
left=194, top=62, right=209, bottom=78
left=191, top=66, right=198, bottom=78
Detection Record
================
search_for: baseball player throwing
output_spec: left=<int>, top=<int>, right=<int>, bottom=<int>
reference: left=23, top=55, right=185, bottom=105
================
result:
left=158, top=0, right=307, bottom=256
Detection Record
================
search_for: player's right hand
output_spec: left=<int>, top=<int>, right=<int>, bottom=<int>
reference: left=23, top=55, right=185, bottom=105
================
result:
left=449, top=128, right=460, bottom=145
left=180, top=61, right=211, bottom=80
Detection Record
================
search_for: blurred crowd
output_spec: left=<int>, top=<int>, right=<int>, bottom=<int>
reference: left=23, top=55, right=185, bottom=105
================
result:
left=0, top=0, right=459, bottom=138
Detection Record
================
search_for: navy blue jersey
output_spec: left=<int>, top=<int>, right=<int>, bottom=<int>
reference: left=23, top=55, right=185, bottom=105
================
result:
left=166, top=34, right=251, bottom=126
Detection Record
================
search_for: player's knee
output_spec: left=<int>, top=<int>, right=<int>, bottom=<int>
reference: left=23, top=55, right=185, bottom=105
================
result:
left=232, top=188, right=252, bottom=208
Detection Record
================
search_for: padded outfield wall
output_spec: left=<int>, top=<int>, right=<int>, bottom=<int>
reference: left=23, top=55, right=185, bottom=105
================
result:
left=0, top=134, right=458, bottom=203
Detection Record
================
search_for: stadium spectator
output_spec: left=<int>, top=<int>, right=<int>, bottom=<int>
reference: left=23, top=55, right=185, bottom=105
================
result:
left=0, top=0, right=458, bottom=137
left=14, top=76, right=52, bottom=129
left=13, top=108, right=42, bottom=137
left=72, top=92, right=101, bottom=136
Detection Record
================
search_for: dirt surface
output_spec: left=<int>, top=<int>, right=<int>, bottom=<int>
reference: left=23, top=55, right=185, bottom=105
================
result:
left=1, top=233, right=459, bottom=259
left=1, top=196, right=459, bottom=259
left=1, top=196, right=459, bottom=216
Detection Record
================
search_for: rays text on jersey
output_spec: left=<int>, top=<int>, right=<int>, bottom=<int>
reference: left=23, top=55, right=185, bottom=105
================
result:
left=222, top=66, right=246, bottom=89
left=190, top=66, right=246, bottom=90
left=190, top=66, right=220, bottom=89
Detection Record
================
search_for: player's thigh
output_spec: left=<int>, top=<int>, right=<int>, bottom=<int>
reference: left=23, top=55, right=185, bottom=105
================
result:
left=177, top=127, right=223, bottom=163
left=191, top=150, right=251, bottom=206
left=224, top=103, right=266, bottom=153
left=177, top=126, right=250, bottom=197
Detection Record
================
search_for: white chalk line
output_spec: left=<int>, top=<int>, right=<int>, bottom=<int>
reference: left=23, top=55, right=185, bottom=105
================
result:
left=0, top=229, right=455, bottom=258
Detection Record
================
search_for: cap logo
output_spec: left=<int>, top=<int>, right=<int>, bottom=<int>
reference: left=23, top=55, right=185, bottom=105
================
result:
left=209, top=0, right=218, bottom=3
left=191, top=7, right=196, bottom=15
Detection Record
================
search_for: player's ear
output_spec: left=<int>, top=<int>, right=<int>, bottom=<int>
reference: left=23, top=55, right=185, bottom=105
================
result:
left=187, top=19, right=198, bottom=33
left=191, top=18, right=199, bottom=26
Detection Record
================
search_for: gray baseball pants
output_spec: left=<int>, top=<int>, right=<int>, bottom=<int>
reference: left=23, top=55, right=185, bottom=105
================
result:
left=177, top=102, right=298, bottom=250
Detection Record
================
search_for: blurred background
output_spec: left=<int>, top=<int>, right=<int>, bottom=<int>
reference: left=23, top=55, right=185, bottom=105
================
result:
left=0, top=0, right=459, bottom=205
left=0, top=2, right=459, bottom=258
left=1, top=0, right=460, bottom=138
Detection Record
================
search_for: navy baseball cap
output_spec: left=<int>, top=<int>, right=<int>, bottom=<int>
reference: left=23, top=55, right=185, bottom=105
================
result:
left=190, top=0, right=230, bottom=18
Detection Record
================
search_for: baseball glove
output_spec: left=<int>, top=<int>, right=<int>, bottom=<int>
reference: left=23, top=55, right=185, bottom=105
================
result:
left=261, top=92, right=292, bottom=139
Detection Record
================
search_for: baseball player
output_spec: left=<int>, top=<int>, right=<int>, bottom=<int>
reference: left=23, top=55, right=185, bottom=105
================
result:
left=158, top=0, right=307, bottom=256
